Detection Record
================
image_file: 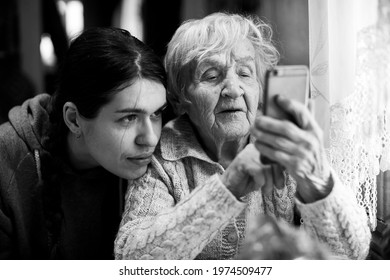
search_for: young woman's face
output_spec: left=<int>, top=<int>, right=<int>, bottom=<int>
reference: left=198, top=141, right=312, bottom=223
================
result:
left=78, top=79, right=166, bottom=180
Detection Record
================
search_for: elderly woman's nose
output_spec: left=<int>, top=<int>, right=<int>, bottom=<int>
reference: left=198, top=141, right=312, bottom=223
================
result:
left=221, top=74, right=244, bottom=98
left=135, top=120, right=159, bottom=147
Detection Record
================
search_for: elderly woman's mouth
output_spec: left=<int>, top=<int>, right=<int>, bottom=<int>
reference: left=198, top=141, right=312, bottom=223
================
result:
left=218, top=109, right=246, bottom=114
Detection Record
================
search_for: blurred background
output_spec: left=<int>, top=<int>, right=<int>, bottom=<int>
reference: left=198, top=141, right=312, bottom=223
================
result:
left=0, top=0, right=309, bottom=123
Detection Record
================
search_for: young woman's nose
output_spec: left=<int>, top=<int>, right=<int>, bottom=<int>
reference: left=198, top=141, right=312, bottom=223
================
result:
left=221, top=71, right=244, bottom=98
left=135, top=120, right=159, bottom=147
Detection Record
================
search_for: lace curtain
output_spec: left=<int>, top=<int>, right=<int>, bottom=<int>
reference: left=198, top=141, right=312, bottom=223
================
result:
left=309, top=0, right=390, bottom=230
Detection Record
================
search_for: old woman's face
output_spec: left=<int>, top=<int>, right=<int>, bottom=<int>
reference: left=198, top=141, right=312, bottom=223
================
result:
left=185, top=40, right=260, bottom=143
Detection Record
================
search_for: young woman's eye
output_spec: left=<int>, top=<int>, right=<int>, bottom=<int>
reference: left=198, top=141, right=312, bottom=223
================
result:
left=151, top=110, right=162, bottom=120
left=151, top=106, right=166, bottom=120
left=119, top=114, right=137, bottom=124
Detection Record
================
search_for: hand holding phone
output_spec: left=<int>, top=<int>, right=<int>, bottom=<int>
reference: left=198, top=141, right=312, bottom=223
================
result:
left=260, top=65, right=310, bottom=164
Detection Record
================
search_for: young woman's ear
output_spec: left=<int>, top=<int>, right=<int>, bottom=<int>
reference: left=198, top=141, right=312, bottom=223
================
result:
left=63, top=102, right=82, bottom=138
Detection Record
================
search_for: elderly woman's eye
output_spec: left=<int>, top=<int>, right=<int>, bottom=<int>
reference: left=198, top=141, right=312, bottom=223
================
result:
left=206, top=75, right=218, bottom=81
left=238, top=69, right=252, bottom=78
left=202, top=69, right=219, bottom=81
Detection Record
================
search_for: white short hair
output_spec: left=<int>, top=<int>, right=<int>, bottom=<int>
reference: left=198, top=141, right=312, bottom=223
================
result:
left=164, top=12, right=280, bottom=115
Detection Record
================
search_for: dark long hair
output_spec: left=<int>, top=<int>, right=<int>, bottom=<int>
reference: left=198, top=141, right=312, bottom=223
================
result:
left=41, top=27, right=166, bottom=258
left=48, top=27, right=166, bottom=153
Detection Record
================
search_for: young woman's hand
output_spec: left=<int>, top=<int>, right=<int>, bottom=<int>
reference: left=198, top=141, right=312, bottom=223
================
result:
left=251, top=95, right=332, bottom=203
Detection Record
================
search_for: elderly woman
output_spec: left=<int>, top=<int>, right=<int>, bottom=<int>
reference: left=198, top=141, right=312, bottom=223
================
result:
left=115, top=12, right=371, bottom=260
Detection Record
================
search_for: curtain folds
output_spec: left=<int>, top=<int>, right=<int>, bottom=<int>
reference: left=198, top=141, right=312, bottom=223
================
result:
left=309, top=0, right=390, bottom=230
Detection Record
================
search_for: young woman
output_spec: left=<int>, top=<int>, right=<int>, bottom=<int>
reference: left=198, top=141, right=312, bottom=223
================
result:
left=0, top=27, right=167, bottom=259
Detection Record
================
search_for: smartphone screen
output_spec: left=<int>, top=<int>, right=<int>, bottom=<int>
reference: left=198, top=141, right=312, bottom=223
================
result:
left=263, top=65, right=309, bottom=122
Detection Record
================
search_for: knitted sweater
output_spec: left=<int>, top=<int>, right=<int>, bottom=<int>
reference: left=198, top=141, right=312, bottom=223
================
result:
left=115, top=115, right=371, bottom=260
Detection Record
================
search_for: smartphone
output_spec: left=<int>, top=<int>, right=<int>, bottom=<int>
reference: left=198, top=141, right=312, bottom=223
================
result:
left=262, top=65, right=310, bottom=122
left=260, top=65, right=310, bottom=164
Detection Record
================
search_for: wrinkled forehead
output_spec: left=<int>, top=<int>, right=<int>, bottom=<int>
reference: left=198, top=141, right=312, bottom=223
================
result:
left=195, top=39, right=256, bottom=69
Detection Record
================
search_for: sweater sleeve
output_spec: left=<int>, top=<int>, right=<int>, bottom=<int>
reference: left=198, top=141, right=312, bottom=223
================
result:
left=262, top=171, right=296, bottom=224
left=296, top=169, right=371, bottom=259
left=114, top=162, right=246, bottom=260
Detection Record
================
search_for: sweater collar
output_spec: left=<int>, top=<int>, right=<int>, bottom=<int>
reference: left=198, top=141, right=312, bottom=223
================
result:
left=159, top=114, right=255, bottom=165
left=159, top=114, right=217, bottom=165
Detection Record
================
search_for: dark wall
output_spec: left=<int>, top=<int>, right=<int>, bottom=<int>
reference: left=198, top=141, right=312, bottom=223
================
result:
left=82, top=0, right=122, bottom=28
left=141, top=0, right=182, bottom=58
left=0, top=0, right=35, bottom=124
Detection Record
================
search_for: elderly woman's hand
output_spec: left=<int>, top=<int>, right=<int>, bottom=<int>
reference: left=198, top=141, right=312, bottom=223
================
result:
left=220, top=144, right=274, bottom=199
left=251, top=95, right=332, bottom=203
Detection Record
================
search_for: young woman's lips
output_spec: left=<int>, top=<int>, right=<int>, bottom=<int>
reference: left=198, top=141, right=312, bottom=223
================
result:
left=127, top=155, right=152, bottom=166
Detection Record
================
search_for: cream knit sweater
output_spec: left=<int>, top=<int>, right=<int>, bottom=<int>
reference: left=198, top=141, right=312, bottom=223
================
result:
left=115, top=115, right=371, bottom=260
